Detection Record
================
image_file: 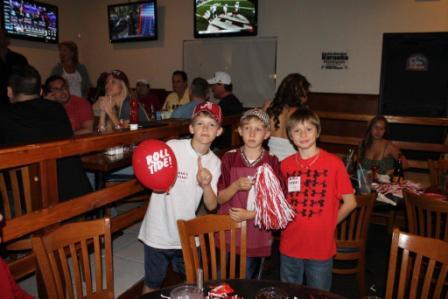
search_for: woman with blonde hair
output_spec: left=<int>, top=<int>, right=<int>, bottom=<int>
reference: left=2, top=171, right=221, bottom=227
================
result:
left=51, top=41, right=91, bottom=98
left=94, top=70, right=148, bottom=132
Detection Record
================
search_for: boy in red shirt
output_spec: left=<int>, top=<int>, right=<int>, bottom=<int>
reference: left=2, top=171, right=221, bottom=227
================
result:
left=280, top=108, right=356, bottom=291
left=218, top=108, right=285, bottom=279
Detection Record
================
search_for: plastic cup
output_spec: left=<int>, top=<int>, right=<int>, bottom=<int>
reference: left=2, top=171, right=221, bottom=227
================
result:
left=169, top=285, right=203, bottom=299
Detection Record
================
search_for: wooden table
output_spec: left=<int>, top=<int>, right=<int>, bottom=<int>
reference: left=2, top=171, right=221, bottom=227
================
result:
left=140, top=279, right=346, bottom=298
left=82, top=150, right=133, bottom=190
left=81, top=119, right=191, bottom=190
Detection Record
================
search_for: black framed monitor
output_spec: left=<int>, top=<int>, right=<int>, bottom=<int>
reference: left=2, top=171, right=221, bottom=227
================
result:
left=107, top=0, right=157, bottom=43
left=194, top=0, right=257, bottom=38
left=1, top=0, right=58, bottom=43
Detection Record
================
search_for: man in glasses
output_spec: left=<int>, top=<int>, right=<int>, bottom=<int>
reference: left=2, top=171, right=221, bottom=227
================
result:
left=44, top=75, right=94, bottom=135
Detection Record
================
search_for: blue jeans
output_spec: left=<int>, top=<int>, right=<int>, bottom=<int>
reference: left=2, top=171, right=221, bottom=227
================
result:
left=280, top=254, right=333, bottom=291
left=144, top=245, right=185, bottom=289
left=246, top=257, right=262, bottom=279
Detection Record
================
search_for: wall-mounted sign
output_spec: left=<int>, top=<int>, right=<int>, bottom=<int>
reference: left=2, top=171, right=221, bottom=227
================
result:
left=406, top=53, right=428, bottom=71
left=321, top=52, right=349, bottom=70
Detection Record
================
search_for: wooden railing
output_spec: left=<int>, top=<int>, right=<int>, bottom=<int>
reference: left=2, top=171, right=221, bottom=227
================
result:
left=316, top=111, right=448, bottom=170
left=0, top=115, right=241, bottom=281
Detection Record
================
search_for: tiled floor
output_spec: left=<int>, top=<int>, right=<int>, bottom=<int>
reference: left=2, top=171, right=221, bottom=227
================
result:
left=19, top=205, right=146, bottom=298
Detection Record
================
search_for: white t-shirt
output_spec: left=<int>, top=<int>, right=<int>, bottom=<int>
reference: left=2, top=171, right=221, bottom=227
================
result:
left=63, top=69, right=82, bottom=98
left=138, top=139, right=221, bottom=249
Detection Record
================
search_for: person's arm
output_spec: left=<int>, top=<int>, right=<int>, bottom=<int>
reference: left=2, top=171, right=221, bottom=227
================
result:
left=197, top=157, right=218, bottom=210
left=388, top=141, right=409, bottom=169
left=337, top=193, right=357, bottom=224
left=217, top=177, right=252, bottom=205
left=228, top=207, right=255, bottom=223
left=74, top=119, right=94, bottom=135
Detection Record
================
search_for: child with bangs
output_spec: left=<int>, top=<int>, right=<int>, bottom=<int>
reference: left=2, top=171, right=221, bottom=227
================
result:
left=217, top=108, right=285, bottom=279
left=280, top=108, right=356, bottom=291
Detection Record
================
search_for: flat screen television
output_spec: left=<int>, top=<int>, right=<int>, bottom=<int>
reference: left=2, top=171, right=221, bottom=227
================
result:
left=1, top=0, right=58, bottom=43
left=194, top=0, right=257, bottom=38
left=108, top=0, right=157, bottom=43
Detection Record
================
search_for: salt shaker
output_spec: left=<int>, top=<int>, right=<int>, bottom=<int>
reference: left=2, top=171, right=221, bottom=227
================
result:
left=196, top=268, right=203, bottom=291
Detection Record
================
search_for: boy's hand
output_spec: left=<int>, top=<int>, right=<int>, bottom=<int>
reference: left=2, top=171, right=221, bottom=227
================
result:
left=234, top=176, right=253, bottom=191
left=229, top=207, right=255, bottom=222
left=197, top=157, right=212, bottom=188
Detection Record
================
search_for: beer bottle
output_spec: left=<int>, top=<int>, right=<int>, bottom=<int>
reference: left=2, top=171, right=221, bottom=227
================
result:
left=129, top=98, right=139, bottom=130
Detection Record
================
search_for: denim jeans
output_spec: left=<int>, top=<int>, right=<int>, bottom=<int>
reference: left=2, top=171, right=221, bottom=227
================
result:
left=246, top=257, right=262, bottom=279
left=280, top=254, right=333, bottom=291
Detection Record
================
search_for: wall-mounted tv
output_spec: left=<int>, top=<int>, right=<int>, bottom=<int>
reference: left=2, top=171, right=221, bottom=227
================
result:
left=108, top=0, right=157, bottom=43
left=194, top=0, right=257, bottom=38
left=1, top=0, right=58, bottom=43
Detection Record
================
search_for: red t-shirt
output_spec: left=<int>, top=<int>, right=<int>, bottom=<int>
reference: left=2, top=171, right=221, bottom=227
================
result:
left=218, top=148, right=285, bottom=257
left=64, top=95, right=93, bottom=131
left=280, top=149, right=353, bottom=260
left=0, top=258, right=33, bottom=299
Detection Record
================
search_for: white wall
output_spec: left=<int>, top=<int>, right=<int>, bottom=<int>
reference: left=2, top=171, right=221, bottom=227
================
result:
left=7, top=0, right=448, bottom=97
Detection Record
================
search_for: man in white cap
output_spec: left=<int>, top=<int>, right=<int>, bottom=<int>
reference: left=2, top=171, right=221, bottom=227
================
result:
left=207, top=71, right=243, bottom=117
left=136, top=79, right=161, bottom=115
left=207, top=71, right=243, bottom=149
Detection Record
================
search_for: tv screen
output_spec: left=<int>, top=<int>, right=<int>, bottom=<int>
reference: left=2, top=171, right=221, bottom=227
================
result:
left=194, top=0, right=257, bottom=38
left=108, top=0, right=157, bottom=43
left=1, top=0, right=58, bottom=43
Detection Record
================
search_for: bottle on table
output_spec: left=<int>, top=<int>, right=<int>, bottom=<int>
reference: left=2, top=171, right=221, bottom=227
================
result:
left=370, top=164, right=378, bottom=183
left=129, top=97, right=139, bottom=130
left=392, top=154, right=405, bottom=184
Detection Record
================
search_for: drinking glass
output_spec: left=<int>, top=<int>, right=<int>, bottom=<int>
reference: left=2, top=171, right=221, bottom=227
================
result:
left=169, top=285, right=203, bottom=299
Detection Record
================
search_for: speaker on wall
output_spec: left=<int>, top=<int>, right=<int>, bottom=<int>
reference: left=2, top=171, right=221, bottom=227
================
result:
left=379, top=32, right=448, bottom=159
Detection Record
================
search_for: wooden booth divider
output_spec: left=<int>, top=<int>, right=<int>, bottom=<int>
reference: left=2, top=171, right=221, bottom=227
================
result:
left=316, top=111, right=448, bottom=170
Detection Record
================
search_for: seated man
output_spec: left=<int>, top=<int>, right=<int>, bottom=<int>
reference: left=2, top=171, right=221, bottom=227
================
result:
left=171, top=77, right=209, bottom=119
left=44, top=75, right=94, bottom=135
left=135, top=79, right=161, bottom=115
left=0, top=65, right=92, bottom=201
left=162, top=70, right=190, bottom=111
left=207, top=71, right=244, bottom=149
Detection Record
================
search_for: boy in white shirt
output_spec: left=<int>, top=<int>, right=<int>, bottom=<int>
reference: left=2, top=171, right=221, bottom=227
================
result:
left=139, top=102, right=223, bottom=293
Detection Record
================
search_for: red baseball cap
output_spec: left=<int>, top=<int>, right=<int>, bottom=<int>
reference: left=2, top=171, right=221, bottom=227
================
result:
left=192, top=102, right=223, bottom=124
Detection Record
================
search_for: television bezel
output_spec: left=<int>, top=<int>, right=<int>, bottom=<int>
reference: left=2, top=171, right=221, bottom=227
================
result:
left=1, top=0, right=59, bottom=44
left=193, top=0, right=258, bottom=38
left=107, top=0, right=158, bottom=43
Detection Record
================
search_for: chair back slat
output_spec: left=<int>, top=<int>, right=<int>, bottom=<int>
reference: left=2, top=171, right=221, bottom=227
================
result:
left=404, top=190, right=448, bottom=242
left=69, top=244, right=82, bottom=299
left=32, top=218, right=113, bottom=299
left=219, top=230, right=226, bottom=279
left=80, top=239, right=93, bottom=296
left=386, top=229, right=448, bottom=299
left=434, top=264, right=448, bottom=298
left=177, top=215, right=247, bottom=283
left=208, top=231, right=218, bottom=280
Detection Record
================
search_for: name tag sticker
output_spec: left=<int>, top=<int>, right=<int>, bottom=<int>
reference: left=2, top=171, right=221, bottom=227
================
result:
left=288, top=176, right=301, bottom=192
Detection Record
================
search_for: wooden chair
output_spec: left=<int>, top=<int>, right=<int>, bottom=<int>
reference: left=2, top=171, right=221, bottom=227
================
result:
left=177, top=214, right=247, bottom=283
left=386, top=229, right=448, bottom=299
left=31, top=218, right=113, bottom=299
left=333, top=193, right=376, bottom=298
left=428, top=159, right=448, bottom=189
left=404, top=189, right=448, bottom=242
left=0, top=166, right=35, bottom=253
